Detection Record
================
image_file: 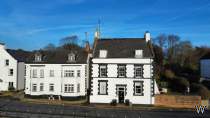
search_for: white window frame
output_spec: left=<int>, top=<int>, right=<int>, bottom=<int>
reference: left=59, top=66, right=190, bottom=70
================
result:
left=64, top=70, right=74, bottom=77
left=98, top=81, right=108, bottom=95
left=134, top=81, right=144, bottom=96
left=118, top=65, right=126, bottom=77
left=32, top=84, right=37, bottom=92
left=49, top=84, right=54, bottom=92
left=5, top=59, right=9, bottom=66
left=134, top=65, right=143, bottom=78
left=40, top=69, right=44, bottom=78
left=99, top=65, right=107, bottom=77
left=64, top=84, right=74, bottom=93
left=77, top=70, right=81, bottom=77
left=135, top=50, right=143, bottom=58
left=8, top=69, right=13, bottom=76
left=99, top=50, right=107, bottom=58
left=49, top=70, right=54, bottom=77
left=32, top=69, right=37, bottom=78
left=77, top=83, right=80, bottom=93
left=40, top=83, right=44, bottom=91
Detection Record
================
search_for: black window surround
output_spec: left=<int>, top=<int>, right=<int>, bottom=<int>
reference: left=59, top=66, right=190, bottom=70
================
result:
left=98, top=64, right=108, bottom=77
left=98, top=80, right=108, bottom=95
left=117, top=64, right=127, bottom=78
left=133, top=81, right=144, bottom=96
left=134, top=64, right=144, bottom=78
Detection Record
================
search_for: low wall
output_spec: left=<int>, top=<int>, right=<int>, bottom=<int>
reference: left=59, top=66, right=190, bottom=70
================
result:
left=155, top=95, right=201, bottom=108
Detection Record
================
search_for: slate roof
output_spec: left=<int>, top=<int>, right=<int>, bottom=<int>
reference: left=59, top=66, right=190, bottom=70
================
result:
left=201, top=53, right=210, bottom=59
left=6, top=49, right=30, bottom=62
left=93, top=38, right=154, bottom=58
left=6, top=46, right=88, bottom=64
left=25, top=48, right=88, bottom=64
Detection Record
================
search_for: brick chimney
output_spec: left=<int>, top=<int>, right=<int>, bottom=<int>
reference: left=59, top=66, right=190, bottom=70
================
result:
left=85, top=41, right=90, bottom=52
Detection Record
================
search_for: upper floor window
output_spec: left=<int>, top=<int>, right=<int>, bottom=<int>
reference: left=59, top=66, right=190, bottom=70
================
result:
left=40, top=69, right=44, bottom=78
left=34, top=52, right=42, bottom=62
left=32, top=69, right=37, bottom=78
left=99, top=50, right=107, bottom=58
left=5, top=59, right=9, bottom=66
left=49, top=84, right=54, bottom=92
left=135, top=50, right=143, bottom=58
left=134, top=65, right=143, bottom=78
left=77, top=70, right=81, bottom=77
left=134, top=81, right=144, bottom=96
left=49, top=70, right=54, bottom=77
left=117, top=65, right=126, bottom=77
left=8, top=69, right=13, bottom=76
left=64, top=70, right=74, bottom=77
left=99, top=64, right=107, bottom=77
left=68, top=52, right=76, bottom=62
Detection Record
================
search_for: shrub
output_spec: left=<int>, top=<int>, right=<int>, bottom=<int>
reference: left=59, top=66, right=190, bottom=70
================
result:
left=125, top=99, right=130, bottom=106
left=8, top=86, right=15, bottom=91
left=170, top=77, right=189, bottom=93
left=164, top=70, right=175, bottom=80
left=190, top=83, right=210, bottom=100
left=110, top=99, right=117, bottom=106
left=201, top=80, right=210, bottom=90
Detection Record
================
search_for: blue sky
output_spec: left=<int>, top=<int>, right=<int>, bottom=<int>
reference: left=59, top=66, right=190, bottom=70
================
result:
left=0, top=0, right=209, bottom=50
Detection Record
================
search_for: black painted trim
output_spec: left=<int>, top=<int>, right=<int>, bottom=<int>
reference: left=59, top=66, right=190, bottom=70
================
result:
left=133, top=81, right=144, bottom=96
left=98, top=64, right=108, bottom=77
left=98, top=80, right=108, bottom=95
left=117, top=64, right=127, bottom=78
left=134, top=64, right=144, bottom=78
left=116, top=84, right=127, bottom=95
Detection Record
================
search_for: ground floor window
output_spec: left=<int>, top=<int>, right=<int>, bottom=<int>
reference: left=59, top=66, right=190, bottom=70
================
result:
left=40, top=83, right=44, bottom=91
left=98, top=80, right=108, bottom=95
left=32, top=84, right=37, bottom=92
left=133, top=81, right=144, bottom=96
left=64, top=84, right=74, bottom=93
left=77, top=83, right=80, bottom=93
left=49, top=84, right=54, bottom=92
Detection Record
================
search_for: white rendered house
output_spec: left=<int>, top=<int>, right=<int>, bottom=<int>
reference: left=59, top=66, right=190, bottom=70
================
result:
left=24, top=46, right=90, bottom=98
left=0, top=43, right=25, bottom=91
left=200, top=53, right=210, bottom=81
left=89, top=32, right=156, bottom=104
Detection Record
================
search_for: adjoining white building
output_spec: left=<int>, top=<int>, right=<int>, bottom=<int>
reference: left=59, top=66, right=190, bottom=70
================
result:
left=89, top=31, right=158, bottom=104
left=24, top=44, right=91, bottom=99
left=0, top=43, right=26, bottom=91
left=200, top=53, right=210, bottom=81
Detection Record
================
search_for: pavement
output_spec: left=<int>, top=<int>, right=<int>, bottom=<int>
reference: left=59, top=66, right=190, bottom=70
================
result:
left=0, top=98, right=209, bottom=118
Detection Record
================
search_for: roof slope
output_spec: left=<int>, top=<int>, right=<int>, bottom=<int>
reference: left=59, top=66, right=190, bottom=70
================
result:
left=25, top=46, right=88, bottom=64
left=93, top=38, right=153, bottom=58
left=6, top=49, right=31, bottom=62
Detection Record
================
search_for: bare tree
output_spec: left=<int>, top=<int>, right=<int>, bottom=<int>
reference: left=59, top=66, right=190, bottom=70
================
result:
left=59, top=35, right=79, bottom=46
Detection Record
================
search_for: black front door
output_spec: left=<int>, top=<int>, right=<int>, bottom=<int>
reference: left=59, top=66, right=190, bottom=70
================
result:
left=118, top=90, right=125, bottom=103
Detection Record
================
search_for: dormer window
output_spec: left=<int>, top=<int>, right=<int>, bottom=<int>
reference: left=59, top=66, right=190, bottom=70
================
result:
left=68, top=52, right=76, bottom=62
left=135, top=50, right=143, bottom=58
left=99, top=50, right=107, bottom=58
left=34, top=53, right=42, bottom=62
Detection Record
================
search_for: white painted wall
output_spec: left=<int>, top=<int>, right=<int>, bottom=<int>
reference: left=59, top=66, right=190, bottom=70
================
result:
left=90, top=58, right=154, bottom=104
left=0, top=45, right=18, bottom=91
left=25, top=64, right=87, bottom=97
left=200, top=59, right=210, bottom=80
